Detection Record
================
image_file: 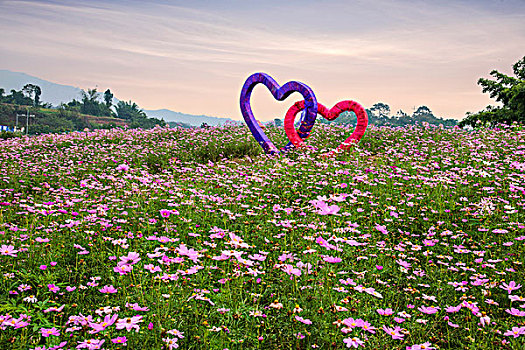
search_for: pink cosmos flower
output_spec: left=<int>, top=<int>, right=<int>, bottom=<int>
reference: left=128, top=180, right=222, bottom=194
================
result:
left=89, top=314, right=118, bottom=334
left=500, top=281, right=522, bottom=294
left=407, top=342, right=436, bottom=350
left=418, top=306, right=440, bottom=315
left=40, top=327, right=60, bottom=337
left=283, top=264, right=301, bottom=277
left=505, top=308, right=525, bottom=317
left=77, top=339, right=105, bottom=349
left=445, top=305, right=462, bottom=313
left=396, top=259, right=411, bottom=269
left=116, top=163, right=129, bottom=171
left=295, top=316, right=312, bottom=325
left=312, top=200, right=340, bottom=215
left=509, top=295, right=525, bottom=302
left=479, top=315, right=490, bottom=327
left=504, top=326, right=525, bottom=338
left=163, top=337, right=179, bottom=349
left=99, top=285, right=118, bottom=294
left=0, top=244, right=18, bottom=257
left=111, top=336, right=128, bottom=345
left=343, top=318, right=364, bottom=328
left=167, top=329, right=185, bottom=338
left=126, top=303, right=150, bottom=311
left=375, top=224, right=388, bottom=235
left=323, top=256, right=342, bottom=263
left=114, top=264, right=133, bottom=275
left=343, top=337, right=365, bottom=348
left=361, top=321, right=376, bottom=334
left=377, top=308, right=394, bottom=316
left=44, top=304, right=65, bottom=313
left=383, top=325, right=404, bottom=340
left=116, top=315, right=143, bottom=332
left=47, top=284, right=60, bottom=293
left=118, top=252, right=141, bottom=266
left=144, top=264, right=162, bottom=273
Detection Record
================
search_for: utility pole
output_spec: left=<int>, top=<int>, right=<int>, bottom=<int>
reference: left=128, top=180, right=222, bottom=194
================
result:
left=16, top=112, right=25, bottom=132
left=26, top=109, right=35, bottom=135
left=17, top=109, right=35, bottom=134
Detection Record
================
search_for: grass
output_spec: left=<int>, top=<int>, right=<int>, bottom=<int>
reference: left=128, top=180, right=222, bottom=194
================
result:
left=0, top=122, right=524, bottom=349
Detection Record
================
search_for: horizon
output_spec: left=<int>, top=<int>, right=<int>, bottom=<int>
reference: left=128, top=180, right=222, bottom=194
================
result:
left=1, top=0, right=524, bottom=121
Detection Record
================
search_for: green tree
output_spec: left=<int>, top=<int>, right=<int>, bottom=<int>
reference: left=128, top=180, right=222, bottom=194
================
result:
left=115, top=100, right=146, bottom=120
left=34, top=85, right=41, bottom=106
left=80, top=88, right=101, bottom=115
left=104, top=89, right=114, bottom=108
left=460, top=56, right=525, bottom=127
left=6, top=89, right=33, bottom=105
left=22, top=84, right=42, bottom=106
left=79, top=88, right=112, bottom=116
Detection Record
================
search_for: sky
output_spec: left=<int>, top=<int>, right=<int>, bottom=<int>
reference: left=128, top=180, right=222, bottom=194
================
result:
left=0, top=0, right=524, bottom=121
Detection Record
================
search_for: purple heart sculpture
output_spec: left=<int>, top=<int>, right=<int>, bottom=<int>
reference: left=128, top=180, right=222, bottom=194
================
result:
left=240, top=72, right=318, bottom=154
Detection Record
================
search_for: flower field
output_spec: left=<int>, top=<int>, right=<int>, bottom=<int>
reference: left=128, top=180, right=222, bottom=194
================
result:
left=0, top=123, right=524, bottom=349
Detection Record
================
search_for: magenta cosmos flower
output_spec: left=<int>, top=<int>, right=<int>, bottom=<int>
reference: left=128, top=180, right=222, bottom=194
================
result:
left=47, top=284, right=60, bottom=293
left=159, top=209, right=171, bottom=218
left=99, top=285, right=118, bottom=294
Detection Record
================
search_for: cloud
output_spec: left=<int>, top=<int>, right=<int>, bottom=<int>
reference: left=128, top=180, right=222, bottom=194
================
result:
left=0, top=0, right=523, bottom=119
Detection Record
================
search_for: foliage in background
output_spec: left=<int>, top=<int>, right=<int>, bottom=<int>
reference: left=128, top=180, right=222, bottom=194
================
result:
left=0, top=86, right=165, bottom=133
left=460, top=56, right=525, bottom=127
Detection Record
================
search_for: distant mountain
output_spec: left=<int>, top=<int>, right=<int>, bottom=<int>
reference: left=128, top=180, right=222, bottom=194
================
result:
left=0, top=69, right=233, bottom=126
left=143, top=109, right=234, bottom=126
left=0, top=69, right=84, bottom=106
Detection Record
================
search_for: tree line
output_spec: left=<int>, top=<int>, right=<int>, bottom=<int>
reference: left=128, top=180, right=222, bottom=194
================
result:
left=0, top=85, right=165, bottom=135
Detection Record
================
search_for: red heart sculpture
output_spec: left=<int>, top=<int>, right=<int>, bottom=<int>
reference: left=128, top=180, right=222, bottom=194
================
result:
left=284, top=100, right=368, bottom=154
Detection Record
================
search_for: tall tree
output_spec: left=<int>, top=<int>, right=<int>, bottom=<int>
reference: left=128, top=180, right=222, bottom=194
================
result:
left=34, top=85, right=41, bottom=106
left=460, top=56, right=525, bottom=127
left=22, top=84, right=42, bottom=106
left=104, top=89, right=114, bottom=108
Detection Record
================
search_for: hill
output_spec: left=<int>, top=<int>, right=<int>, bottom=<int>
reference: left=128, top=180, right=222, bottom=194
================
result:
left=0, top=70, right=84, bottom=106
left=0, top=69, right=232, bottom=126
left=144, top=109, right=235, bottom=126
